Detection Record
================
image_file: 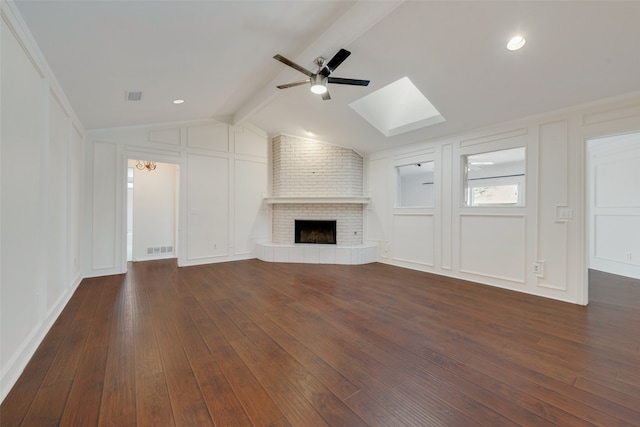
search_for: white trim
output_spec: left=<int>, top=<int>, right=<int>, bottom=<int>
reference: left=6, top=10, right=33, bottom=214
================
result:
left=264, top=196, right=370, bottom=205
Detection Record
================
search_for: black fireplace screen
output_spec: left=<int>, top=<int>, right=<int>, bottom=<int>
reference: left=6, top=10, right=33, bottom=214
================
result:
left=295, top=220, right=337, bottom=244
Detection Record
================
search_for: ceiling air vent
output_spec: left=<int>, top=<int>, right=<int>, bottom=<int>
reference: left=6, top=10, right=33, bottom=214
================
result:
left=126, top=91, right=143, bottom=101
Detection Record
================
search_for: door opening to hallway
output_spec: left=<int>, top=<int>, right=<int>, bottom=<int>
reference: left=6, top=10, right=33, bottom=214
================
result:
left=126, top=160, right=179, bottom=264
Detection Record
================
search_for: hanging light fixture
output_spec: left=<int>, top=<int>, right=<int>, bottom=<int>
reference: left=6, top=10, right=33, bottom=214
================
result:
left=136, top=160, right=157, bottom=171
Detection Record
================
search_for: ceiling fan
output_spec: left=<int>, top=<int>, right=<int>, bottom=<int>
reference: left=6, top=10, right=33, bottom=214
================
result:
left=273, top=48, right=370, bottom=100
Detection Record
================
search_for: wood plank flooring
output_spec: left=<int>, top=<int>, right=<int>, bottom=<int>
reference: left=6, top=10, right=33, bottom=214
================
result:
left=2, top=260, right=639, bottom=426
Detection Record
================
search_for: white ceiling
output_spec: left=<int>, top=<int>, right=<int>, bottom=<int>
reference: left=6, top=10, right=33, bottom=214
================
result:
left=14, top=0, right=640, bottom=154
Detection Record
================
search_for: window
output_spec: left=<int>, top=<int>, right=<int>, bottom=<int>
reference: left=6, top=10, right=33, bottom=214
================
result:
left=463, top=147, right=525, bottom=207
left=397, top=161, right=434, bottom=207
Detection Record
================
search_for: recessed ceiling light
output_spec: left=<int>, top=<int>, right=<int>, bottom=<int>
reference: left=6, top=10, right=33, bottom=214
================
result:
left=173, top=99, right=184, bottom=104
left=507, top=35, right=526, bottom=51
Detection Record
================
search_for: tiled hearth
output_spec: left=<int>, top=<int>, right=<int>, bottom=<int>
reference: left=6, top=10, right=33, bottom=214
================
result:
left=256, top=135, right=376, bottom=265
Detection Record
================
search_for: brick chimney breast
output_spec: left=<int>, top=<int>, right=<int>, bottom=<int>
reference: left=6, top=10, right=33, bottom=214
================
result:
left=271, top=135, right=364, bottom=245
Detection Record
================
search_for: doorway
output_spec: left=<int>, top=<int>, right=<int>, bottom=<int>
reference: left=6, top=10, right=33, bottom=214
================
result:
left=586, top=131, right=640, bottom=283
left=127, top=159, right=180, bottom=263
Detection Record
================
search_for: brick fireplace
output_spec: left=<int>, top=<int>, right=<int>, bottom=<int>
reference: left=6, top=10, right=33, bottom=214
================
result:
left=255, top=134, right=376, bottom=264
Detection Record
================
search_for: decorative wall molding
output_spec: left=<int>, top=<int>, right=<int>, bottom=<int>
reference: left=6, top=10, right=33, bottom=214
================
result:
left=186, top=122, right=229, bottom=151
left=460, top=127, right=528, bottom=148
left=91, top=141, right=118, bottom=270
left=149, top=128, right=181, bottom=145
left=581, top=100, right=640, bottom=126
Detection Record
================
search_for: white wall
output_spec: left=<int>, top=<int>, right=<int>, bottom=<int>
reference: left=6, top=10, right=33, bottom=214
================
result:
left=84, top=121, right=269, bottom=276
left=1, top=2, right=84, bottom=401
left=130, top=161, right=178, bottom=261
left=588, top=132, right=640, bottom=279
left=366, top=94, right=640, bottom=305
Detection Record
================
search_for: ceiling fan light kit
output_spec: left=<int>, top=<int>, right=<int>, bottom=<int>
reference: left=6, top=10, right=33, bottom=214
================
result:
left=274, top=48, right=369, bottom=100
left=310, top=74, right=328, bottom=94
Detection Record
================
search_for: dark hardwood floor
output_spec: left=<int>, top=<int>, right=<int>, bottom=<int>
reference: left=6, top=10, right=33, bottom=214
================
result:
left=2, top=260, right=639, bottom=426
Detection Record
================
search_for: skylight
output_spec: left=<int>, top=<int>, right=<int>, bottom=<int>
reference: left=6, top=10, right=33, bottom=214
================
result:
left=349, top=77, right=444, bottom=137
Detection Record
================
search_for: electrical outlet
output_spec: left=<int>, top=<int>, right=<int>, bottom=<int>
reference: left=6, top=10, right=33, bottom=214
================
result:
left=533, top=261, right=544, bottom=277
left=627, top=252, right=633, bottom=261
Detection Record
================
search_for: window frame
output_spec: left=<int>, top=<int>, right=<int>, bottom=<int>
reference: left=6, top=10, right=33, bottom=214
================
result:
left=461, top=146, right=527, bottom=208
left=465, top=174, right=525, bottom=207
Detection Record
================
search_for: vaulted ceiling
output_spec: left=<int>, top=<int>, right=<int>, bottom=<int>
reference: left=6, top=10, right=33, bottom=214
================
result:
left=14, top=0, right=640, bottom=154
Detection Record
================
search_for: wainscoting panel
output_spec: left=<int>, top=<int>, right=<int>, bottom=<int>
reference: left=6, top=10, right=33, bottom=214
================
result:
left=459, top=214, right=526, bottom=283
left=392, top=214, right=435, bottom=266
left=47, top=92, right=70, bottom=312
left=365, top=157, right=390, bottom=255
left=441, top=143, right=453, bottom=270
left=537, top=120, right=569, bottom=290
left=92, top=141, right=118, bottom=270
left=186, top=122, right=229, bottom=152
left=595, top=156, right=640, bottom=208
left=234, top=159, right=268, bottom=255
left=234, top=125, right=267, bottom=158
left=186, top=153, right=229, bottom=260
left=594, top=215, right=640, bottom=265
left=149, top=127, right=181, bottom=145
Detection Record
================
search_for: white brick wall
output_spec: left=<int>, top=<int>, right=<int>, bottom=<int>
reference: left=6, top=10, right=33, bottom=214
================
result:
left=273, top=135, right=363, bottom=197
left=272, top=204, right=363, bottom=245
left=271, top=135, right=365, bottom=245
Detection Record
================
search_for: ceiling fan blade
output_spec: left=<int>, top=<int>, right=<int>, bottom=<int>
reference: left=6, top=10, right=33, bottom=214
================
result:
left=328, top=77, right=370, bottom=86
left=322, top=91, right=331, bottom=101
left=276, top=79, right=310, bottom=89
left=320, top=48, right=351, bottom=76
left=273, top=54, right=314, bottom=77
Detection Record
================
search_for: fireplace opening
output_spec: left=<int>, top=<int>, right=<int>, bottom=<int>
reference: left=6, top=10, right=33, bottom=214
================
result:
left=295, top=220, right=337, bottom=244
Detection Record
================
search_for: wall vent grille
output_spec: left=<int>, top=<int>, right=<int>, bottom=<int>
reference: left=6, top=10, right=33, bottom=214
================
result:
left=126, top=91, right=143, bottom=101
left=146, top=246, right=173, bottom=255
